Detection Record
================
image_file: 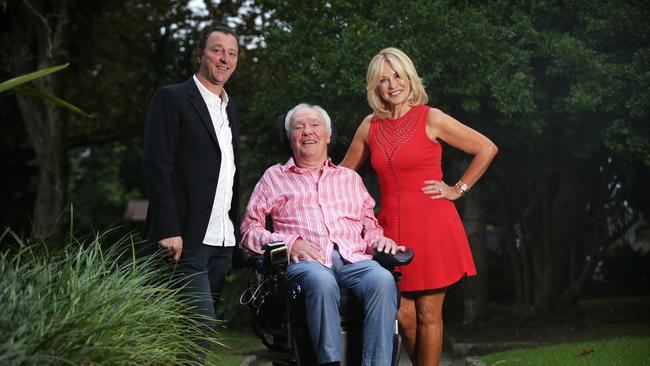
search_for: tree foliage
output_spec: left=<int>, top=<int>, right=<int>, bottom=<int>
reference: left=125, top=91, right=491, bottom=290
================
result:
left=0, top=0, right=261, bottom=235
left=245, top=0, right=650, bottom=315
left=483, top=0, right=650, bottom=313
left=1, top=0, right=648, bottom=320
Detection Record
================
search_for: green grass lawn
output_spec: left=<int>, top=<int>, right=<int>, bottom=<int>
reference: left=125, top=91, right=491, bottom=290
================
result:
left=480, top=336, right=650, bottom=366
left=206, top=296, right=650, bottom=365
left=206, top=328, right=263, bottom=366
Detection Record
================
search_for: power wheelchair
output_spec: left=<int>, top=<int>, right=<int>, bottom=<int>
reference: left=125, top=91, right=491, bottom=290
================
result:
left=238, top=112, right=414, bottom=365
left=239, top=242, right=413, bottom=366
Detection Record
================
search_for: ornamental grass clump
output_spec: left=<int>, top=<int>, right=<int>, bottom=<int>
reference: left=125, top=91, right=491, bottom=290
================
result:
left=0, top=229, right=222, bottom=365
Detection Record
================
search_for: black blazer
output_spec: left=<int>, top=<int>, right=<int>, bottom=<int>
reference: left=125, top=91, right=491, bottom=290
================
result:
left=144, top=77, right=241, bottom=256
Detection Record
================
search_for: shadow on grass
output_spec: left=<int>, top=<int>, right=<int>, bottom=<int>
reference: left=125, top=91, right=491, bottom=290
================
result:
left=445, top=296, right=650, bottom=359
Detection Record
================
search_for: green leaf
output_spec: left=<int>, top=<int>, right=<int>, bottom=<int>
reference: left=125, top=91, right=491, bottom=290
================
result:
left=0, top=63, right=70, bottom=93
left=15, top=85, right=94, bottom=119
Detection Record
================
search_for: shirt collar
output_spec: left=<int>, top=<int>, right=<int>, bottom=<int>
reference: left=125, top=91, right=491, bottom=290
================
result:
left=193, top=74, right=229, bottom=107
left=282, top=157, right=336, bottom=173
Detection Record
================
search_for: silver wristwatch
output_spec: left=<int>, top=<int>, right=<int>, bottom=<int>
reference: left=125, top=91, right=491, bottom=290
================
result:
left=455, top=181, right=470, bottom=197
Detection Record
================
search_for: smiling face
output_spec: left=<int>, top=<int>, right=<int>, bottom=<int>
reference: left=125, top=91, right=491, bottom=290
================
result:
left=196, top=31, right=239, bottom=95
left=289, top=107, right=331, bottom=169
left=378, top=61, right=412, bottom=109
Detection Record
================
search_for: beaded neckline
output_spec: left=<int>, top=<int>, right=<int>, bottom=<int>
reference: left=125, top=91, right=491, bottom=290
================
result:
left=378, top=105, right=419, bottom=123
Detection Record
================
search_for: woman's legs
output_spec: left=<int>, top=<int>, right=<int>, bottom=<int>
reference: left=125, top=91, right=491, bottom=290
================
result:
left=398, top=289, right=447, bottom=366
left=414, top=289, right=446, bottom=366
left=397, top=294, right=418, bottom=364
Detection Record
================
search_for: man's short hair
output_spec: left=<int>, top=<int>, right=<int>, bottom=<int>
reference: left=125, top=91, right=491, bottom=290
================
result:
left=284, top=103, right=332, bottom=138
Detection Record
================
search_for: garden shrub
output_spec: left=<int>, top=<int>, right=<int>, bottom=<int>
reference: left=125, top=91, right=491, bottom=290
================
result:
left=0, top=229, right=222, bottom=365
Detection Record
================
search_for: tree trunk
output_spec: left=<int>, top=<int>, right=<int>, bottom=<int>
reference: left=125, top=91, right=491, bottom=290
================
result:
left=15, top=91, right=66, bottom=238
left=461, top=184, right=489, bottom=323
left=500, top=195, right=530, bottom=313
left=8, top=0, right=70, bottom=239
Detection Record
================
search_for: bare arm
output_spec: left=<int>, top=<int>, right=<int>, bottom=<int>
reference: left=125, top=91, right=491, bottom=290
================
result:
left=339, top=115, right=373, bottom=170
left=423, top=108, right=498, bottom=200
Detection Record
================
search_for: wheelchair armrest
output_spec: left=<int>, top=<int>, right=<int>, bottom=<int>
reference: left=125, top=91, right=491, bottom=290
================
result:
left=373, top=248, right=414, bottom=269
left=238, top=246, right=264, bottom=271
left=263, top=241, right=289, bottom=267
left=238, top=241, right=289, bottom=272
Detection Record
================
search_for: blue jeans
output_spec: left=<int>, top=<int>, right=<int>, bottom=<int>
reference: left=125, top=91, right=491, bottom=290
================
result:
left=175, top=244, right=232, bottom=335
left=286, top=250, right=397, bottom=365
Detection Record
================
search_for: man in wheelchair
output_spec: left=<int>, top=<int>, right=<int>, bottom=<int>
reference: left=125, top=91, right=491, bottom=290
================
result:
left=241, top=103, right=407, bottom=366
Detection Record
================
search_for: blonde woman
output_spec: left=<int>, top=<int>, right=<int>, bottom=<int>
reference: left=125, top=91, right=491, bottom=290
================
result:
left=340, top=47, right=498, bottom=365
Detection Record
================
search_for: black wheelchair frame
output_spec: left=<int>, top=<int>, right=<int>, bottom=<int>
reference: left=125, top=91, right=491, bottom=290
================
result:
left=240, top=242, right=414, bottom=366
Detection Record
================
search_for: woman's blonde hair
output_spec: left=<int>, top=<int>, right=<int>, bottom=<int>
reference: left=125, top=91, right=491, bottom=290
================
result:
left=366, top=47, right=428, bottom=116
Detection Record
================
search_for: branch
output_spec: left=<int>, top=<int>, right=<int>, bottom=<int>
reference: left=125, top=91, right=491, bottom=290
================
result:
left=23, top=0, right=53, bottom=57
left=565, top=211, right=641, bottom=299
left=605, top=212, right=640, bottom=248
left=51, top=0, right=70, bottom=60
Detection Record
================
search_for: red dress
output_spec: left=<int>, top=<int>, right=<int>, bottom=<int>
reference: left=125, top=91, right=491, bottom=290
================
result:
left=368, top=105, right=476, bottom=291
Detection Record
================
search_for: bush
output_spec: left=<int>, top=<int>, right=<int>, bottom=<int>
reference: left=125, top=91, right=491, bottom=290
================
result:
left=0, top=229, right=222, bottom=365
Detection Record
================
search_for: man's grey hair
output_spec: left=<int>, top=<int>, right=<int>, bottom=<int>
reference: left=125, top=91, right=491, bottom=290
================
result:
left=284, top=103, right=332, bottom=138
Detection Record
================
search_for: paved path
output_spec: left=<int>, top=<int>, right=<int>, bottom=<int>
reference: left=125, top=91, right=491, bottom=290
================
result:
left=397, top=345, right=467, bottom=366
left=241, top=344, right=470, bottom=366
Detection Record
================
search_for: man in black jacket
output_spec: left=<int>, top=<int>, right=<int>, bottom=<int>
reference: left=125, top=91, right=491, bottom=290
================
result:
left=143, top=25, right=240, bottom=335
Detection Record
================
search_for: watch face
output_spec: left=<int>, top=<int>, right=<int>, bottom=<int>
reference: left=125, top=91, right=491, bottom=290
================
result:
left=456, top=182, right=469, bottom=195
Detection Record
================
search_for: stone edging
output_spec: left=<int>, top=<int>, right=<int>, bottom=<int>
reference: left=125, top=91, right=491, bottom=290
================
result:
left=465, top=356, right=488, bottom=366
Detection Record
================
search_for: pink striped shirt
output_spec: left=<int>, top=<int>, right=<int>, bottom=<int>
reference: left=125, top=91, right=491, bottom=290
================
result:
left=241, top=157, right=384, bottom=268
